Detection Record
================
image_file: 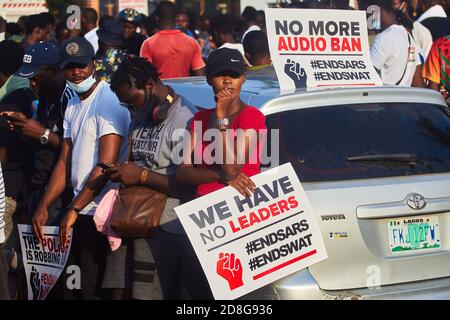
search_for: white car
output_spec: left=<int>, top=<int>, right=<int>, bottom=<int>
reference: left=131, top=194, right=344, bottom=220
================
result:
left=167, top=76, right=450, bottom=300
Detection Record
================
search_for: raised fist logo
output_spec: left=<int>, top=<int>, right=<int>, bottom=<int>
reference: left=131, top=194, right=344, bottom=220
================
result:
left=216, top=252, right=244, bottom=291
left=30, top=266, right=41, bottom=300
left=285, top=59, right=308, bottom=88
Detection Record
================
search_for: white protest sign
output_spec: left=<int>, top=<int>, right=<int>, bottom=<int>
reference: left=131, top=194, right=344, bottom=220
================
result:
left=0, top=0, right=47, bottom=22
left=118, top=0, right=149, bottom=15
left=175, top=163, right=327, bottom=300
left=18, top=225, right=72, bottom=300
left=265, top=8, right=382, bottom=93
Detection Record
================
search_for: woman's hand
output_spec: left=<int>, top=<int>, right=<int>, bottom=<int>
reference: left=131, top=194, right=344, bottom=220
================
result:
left=224, top=172, right=255, bottom=197
left=215, top=87, right=234, bottom=118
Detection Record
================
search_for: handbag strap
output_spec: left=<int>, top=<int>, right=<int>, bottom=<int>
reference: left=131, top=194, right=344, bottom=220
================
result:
left=395, top=31, right=412, bottom=86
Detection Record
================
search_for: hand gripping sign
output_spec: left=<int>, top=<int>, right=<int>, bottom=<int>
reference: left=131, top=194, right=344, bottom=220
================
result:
left=175, top=163, right=328, bottom=300
left=18, top=225, right=72, bottom=300
left=265, top=8, right=382, bottom=93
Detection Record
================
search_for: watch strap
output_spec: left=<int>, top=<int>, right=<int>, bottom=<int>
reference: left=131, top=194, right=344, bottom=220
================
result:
left=67, top=204, right=82, bottom=214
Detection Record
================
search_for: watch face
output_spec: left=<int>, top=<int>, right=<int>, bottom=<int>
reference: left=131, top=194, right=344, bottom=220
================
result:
left=217, top=118, right=230, bottom=126
left=40, top=136, right=48, bottom=144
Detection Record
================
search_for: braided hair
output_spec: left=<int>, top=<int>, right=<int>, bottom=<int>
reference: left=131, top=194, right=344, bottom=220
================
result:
left=110, top=57, right=161, bottom=93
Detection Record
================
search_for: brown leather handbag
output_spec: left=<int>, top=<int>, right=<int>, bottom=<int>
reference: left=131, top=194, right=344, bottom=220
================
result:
left=110, top=185, right=167, bottom=237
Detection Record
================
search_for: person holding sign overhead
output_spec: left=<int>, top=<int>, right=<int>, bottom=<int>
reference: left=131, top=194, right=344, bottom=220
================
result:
left=176, top=47, right=267, bottom=198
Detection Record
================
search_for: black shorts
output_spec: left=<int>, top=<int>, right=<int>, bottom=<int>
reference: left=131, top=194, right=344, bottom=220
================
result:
left=62, top=214, right=109, bottom=300
left=0, top=244, right=10, bottom=300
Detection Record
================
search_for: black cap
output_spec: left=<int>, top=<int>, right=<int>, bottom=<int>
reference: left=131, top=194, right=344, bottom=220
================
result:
left=96, top=19, right=123, bottom=46
left=60, top=37, right=95, bottom=69
left=119, top=8, right=142, bottom=26
left=16, top=41, right=60, bottom=78
left=206, top=48, right=245, bottom=77
left=0, top=40, right=24, bottom=76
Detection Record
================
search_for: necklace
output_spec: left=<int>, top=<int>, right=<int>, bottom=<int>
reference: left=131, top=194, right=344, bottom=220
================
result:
left=45, top=102, right=55, bottom=117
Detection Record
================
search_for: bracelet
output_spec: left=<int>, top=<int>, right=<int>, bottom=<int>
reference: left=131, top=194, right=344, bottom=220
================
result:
left=67, top=204, right=82, bottom=214
left=140, top=168, right=149, bottom=185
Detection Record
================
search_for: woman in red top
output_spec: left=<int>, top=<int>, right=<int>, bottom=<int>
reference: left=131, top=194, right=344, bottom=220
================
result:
left=176, top=48, right=267, bottom=197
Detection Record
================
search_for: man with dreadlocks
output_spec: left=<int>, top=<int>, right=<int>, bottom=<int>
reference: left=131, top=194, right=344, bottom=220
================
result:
left=103, top=57, right=212, bottom=300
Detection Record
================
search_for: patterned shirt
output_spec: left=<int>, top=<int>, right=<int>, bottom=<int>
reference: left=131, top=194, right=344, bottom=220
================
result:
left=95, top=48, right=129, bottom=84
left=422, top=36, right=450, bottom=96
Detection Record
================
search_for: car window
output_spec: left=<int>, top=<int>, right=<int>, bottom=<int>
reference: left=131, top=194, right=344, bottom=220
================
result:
left=266, top=103, right=450, bottom=182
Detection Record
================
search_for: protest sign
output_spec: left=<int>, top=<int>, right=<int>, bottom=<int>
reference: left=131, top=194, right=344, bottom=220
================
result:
left=0, top=0, right=47, bottom=22
left=175, top=163, right=327, bottom=300
left=118, top=0, right=148, bottom=15
left=18, top=225, right=72, bottom=300
left=265, top=8, right=382, bottom=93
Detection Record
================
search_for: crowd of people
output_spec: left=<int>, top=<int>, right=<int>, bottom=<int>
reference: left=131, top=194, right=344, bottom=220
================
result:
left=0, top=0, right=449, bottom=300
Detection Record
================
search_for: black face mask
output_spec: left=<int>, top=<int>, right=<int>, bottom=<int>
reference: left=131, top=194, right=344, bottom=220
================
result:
left=130, top=86, right=175, bottom=125
left=130, top=88, right=156, bottom=125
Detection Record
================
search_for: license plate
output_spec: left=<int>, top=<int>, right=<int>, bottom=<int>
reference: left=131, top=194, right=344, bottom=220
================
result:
left=388, top=215, right=440, bottom=253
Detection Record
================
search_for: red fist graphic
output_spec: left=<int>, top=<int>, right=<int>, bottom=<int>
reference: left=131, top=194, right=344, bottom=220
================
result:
left=216, top=252, right=244, bottom=291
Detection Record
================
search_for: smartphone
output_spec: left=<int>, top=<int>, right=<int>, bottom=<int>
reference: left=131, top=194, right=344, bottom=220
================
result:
left=97, top=162, right=114, bottom=170
left=0, top=113, right=19, bottom=123
left=0, top=113, right=14, bottom=128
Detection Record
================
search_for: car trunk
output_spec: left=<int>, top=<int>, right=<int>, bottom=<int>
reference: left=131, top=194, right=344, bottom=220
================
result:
left=305, top=174, right=450, bottom=290
left=264, top=100, right=450, bottom=290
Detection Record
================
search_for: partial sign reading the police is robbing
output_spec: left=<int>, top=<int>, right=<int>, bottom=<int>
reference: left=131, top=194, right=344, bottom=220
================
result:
left=175, top=163, right=327, bottom=300
left=265, top=8, right=382, bottom=93
left=18, top=225, right=72, bottom=300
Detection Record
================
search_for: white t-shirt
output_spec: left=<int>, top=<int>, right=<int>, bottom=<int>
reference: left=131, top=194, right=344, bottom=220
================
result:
left=219, top=43, right=246, bottom=59
left=413, top=21, right=433, bottom=59
left=63, top=81, right=131, bottom=215
left=0, top=163, right=4, bottom=244
left=370, top=24, right=421, bottom=86
left=417, top=4, right=447, bottom=22
left=84, top=27, right=99, bottom=54
left=241, top=25, right=261, bottom=43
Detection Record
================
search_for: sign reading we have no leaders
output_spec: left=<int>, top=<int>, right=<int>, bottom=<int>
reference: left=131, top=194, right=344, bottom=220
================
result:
left=265, top=8, right=382, bottom=93
left=175, top=163, right=328, bottom=300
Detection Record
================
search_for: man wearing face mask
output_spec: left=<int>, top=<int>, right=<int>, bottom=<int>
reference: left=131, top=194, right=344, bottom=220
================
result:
left=31, top=37, right=131, bottom=300
left=103, top=57, right=212, bottom=300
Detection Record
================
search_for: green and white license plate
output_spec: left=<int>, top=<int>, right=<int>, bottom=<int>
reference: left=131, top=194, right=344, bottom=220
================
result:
left=388, top=215, right=441, bottom=253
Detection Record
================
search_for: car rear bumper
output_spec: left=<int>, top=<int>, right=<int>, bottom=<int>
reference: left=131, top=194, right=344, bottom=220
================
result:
left=242, top=270, right=450, bottom=300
